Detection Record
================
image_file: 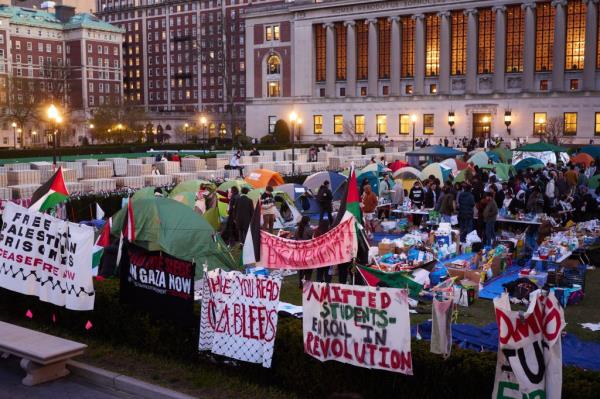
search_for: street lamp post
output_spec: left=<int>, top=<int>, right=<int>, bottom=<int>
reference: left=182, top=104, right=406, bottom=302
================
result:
left=289, top=112, right=298, bottom=176
left=200, top=116, right=208, bottom=154
left=11, top=122, right=16, bottom=150
left=17, top=128, right=22, bottom=149
left=46, top=104, right=62, bottom=167
left=89, top=123, right=95, bottom=144
left=184, top=123, right=189, bottom=144
left=411, top=114, right=417, bottom=151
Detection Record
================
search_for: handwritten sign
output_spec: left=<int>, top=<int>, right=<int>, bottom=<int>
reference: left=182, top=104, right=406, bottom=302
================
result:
left=0, top=202, right=95, bottom=310
left=302, top=282, right=413, bottom=375
left=259, top=213, right=357, bottom=269
left=492, top=292, right=565, bottom=399
left=199, top=270, right=281, bottom=368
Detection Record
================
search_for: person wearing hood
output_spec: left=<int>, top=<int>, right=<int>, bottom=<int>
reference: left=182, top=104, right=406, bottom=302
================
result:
left=409, top=181, right=425, bottom=226
left=316, top=180, right=333, bottom=225
left=235, top=187, right=254, bottom=241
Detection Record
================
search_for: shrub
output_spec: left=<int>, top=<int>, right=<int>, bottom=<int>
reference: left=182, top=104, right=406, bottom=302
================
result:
left=259, top=135, right=275, bottom=145
left=273, top=119, right=290, bottom=144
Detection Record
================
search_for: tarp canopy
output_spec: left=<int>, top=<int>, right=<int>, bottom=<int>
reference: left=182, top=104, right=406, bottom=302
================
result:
left=393, top=166, right=423, bottom=180
left=514, top=157, right=545, bottom=171
left=405, top=145, right=464, bottom=158
left=303, top=171, right=347, bottom=200
left=111, top=197, right=237, bottom=271
left=571, top=152, right=595, bottom=167
left=580, top=145, right=600, bottom=159
left=244, top=169, right=284, bottom=189
left=517, top=141, right=569, bottom=153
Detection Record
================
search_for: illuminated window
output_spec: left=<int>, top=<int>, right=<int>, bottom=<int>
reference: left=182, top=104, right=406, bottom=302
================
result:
left=423, top=114, right=434, bottom=135
left=265, top=26, right=273, bottom=41
left=506, top=5, right=524, bottom=73
left=565, top=0, right=586, bottom=70
left=355, top=115, right=365, bottom=134
left=478, top=9, right=495, bottom=74
left=267, top=81, right=280, bottom=97
left=401, top=17, right=415, bottom=77
left=399, top=114, right=410, bottom=135
left=425, top=14, right=440, bottom=76
left=268, top=116, right=277, bottom=134
left=533, top=112, right=547, bottom=135
left=595, top=113, right=600, bottom=135
left=563, top=112, right=577, bottom=135
left=378, top=19, right=391, bottom=79
left=315, top=25, right=326, bottom=82
left=376, top=114, right=387, bottom=135
left=536, top=3, right=555, bottom=72
left=273, top=25, right=280, bottom=41
left=313, top=115, right=323, bottom=134
left=334, top=115, right=343, bottom=134
left=266, top=55, right=280, bottom=74
left=357, top=20, right=368, bottom=80
left=451, top=11, right=467, bottom=75
left=336, top=23, right=347, bottom=81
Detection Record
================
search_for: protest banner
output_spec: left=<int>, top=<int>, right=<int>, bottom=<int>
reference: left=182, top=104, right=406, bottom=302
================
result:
left=492, top=292, right=565, bottom=399
left=0, top=202, right=95, bottom=310
left=199, top=270, right=281, bottom=368
left=258, top=213, right=357, bottom=270
left=302, top=281, right=413, bottom=375
left=120, top=244, right=195, bottom=321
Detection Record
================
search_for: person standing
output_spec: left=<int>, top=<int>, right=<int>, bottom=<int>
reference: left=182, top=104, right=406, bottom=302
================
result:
left=438, top=187, right=455, bottom=223
left=565, top=165, right=579, bottom=193
left=361, top=184, right=378, bottom=237
left=261, top=185, right=277, bottom=233
left=317, top=180, right=333, bottom=225
left=235, top=187, right=254, bottom=241
left=295, top=216, right=314, bottom=287
left=409, top=181, right=425, bottom=227
left=224, top=186, right=240, bottom=244
left=457, top=184, right=475, bottom=242
left=482, top=192, right=498, bottom=246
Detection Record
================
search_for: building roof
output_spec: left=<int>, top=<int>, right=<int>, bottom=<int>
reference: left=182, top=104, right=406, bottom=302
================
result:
left=0, top=5, right=122, bottom=33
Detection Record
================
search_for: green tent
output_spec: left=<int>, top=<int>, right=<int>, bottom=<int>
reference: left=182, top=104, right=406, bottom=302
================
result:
left=132, top=187, right=157, bottom=200
left=517, top=141, right=568, bottom=153
left=490, top=147, right=513, bottom=163
left=170, top=179, right=215, bottom=196
left=454, top=169, right=468, bottom=183
left=111, top=197, right=237, bottom=271
left=217, top=179, right=251, bottom=193
left=588, top=175, right=600, bottom=189
left=481, top=163, right=515, bottom=181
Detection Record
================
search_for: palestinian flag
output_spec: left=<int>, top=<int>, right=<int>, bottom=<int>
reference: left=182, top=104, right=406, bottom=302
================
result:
left=92, top=218, right=112, bottom=276
left=29, top=167, right=69, bottom=212
left=242, top=201, right=261, bottom=265
left=356, top=265, right=423, bottom=298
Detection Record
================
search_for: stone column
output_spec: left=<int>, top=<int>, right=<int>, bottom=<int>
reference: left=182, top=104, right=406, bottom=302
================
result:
left=325, top=22, right=336, bottom=97
left=390, top=16, right=401, bottom=96
left=367, top=18, right=379, bottom=96
left=522, top=2, right=537, bottom=92
left=438, top=11, right=451, bottom=94
left=552, top=0, right=567, bottom=92
left=344, top=21, right=357, bottom=97
left=465, top=9, right=479, bottom=93
left=493, top=5, right=506, bottom=92
left=413, top=14, right=425, bottom=95
left=583, top=0, right=599, bottom=91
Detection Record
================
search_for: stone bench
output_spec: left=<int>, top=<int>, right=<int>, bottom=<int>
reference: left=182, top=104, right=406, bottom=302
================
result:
left=0, top=321, right=86, bottom=386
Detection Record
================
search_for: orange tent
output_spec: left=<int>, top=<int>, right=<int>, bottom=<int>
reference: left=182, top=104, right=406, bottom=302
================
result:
left=571, top=152, right=594, bottom=167
left=244, top=169, right=284, bottom=188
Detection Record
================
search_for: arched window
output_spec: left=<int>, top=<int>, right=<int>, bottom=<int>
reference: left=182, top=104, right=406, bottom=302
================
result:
left=266, top=54, right=281, bottom=75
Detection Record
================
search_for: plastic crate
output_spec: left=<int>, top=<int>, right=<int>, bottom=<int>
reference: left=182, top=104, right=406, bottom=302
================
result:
left=563, top=264, right=586, bottom=291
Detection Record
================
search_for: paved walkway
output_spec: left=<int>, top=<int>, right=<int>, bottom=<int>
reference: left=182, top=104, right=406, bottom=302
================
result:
left=0, top=358, right=134, bottom=399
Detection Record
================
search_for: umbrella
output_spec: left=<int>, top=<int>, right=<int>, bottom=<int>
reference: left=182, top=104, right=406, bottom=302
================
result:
left=217, top=179, right=252, bottom=193
left=514, top=157, right=544, bottom=171
left=357, top=171, right=379, bottom=194
left=571, top=152, right=594, bottom=168
left=490, top=147, right=513, bottom=163
left=588, top=175, right=600, bottom=189
left=468, top=151, right=493, bottom=168
left=517, top=141, right=568, bottom=153
left=440, top=158, right=468, bottom=172
left=303, top=171, right=347, bottom=200
left=389, top=160, right=409, bottom=173
left=421, top=163, right=452, bottom=183
left=393, top=166, right=423, bottom=180
left=580, top=145, right=600, bottom=159
left=111, top=197, right=237, bottom=271
left=170, top=179, right=215, bottom=196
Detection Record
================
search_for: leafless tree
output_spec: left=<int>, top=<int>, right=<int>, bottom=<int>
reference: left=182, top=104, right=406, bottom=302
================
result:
left=342, top=120, right=359, bottom=144
left=542, top=116, right=572, bottom=145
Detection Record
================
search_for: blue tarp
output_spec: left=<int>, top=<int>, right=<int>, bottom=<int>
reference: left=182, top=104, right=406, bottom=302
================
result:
left=405, top=145, right=464, bottom=158
left=412, top=321, right=600, bottom=371
left=580, top=145, right=600, bottom=159
left=477, top=266, right=522, bottom=300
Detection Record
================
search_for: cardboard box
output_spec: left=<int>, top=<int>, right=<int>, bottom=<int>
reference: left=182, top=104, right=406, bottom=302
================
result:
left=378, top=242, right=396, bottom=256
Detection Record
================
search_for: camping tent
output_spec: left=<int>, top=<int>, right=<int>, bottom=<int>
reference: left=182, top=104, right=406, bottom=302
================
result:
left=170, top=179, right=215, bottom=196
left=277, top=183, right=320, bottom=214
left=571, top=152, right=594, bottom=167
left=393, top=166, right=423, bottom=180
left=468, top=151, right=494, bottom=168
left=440, top=158, right=468, bottom=172
left=303, top=171, right=347, bottom=200
left=514, top=157, right=544, bottom=171
left=244, top=169, right=284, bottom=189
left=356, top=171, right=380, bottom=195
left=217, top=179, right=252, bottom=193
left=111, top=197, right=237, bottom=271
left=421, top=163, right=452, bottom=183
left=480, top=163, right=515, bottom=181
left=580, top=145, right=600, bottom=159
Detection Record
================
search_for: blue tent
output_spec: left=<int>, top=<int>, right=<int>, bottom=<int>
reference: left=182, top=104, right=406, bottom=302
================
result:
left=303, top=171, right=347, bottom=201
left=514, top=157, right=544, bottom=171
left=405, top=145, right=464, bottom=158
left=580, top=145, right=600, bottom=159
left=276, top=183, right=321, bottom=214
left=357, top=171, right=379, bottom=195
left=485, top=151, right=501, bottom=163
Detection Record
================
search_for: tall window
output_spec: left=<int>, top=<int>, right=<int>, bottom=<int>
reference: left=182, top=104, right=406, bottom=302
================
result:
left=315, top=25, right=326, bottom=82
left=423, top=114, right=434, bottom=135
left=355, top=115, right=365, bottom=134
left=595, top=113, right=600, bottom=135
left=533, top=112, right=547, bottom=135
left=266, top=55, right=281, bottom=74
left=378, top=19, right=391, bottom=79
left=478, top=9, right=495, bottom=74
left=268, top=116, right=277, bottom=134
left=335, top=23, right=347, bottom=81
left=399, top=114, right=410, bottom=135
left=356, top=20, right=368, bottom=80
left=267, top=81, right=280, bottom=97
left=334, top=115, right=344, bottom=134
left=376, top=115, right=387, bottom=135
left=313, top=115, right=323, bottom=134
left=425, top=14, right=440, bottom=76
left=451, top=11, right=467, bottom=75
left=506, top=5, right=524, bottom=73
left=564, top=112, right=577, bottom=135
left=401, top=17, right=415, bottom=77
left=565, top=0, right=586, bottom=70
left=536, top=3, right=555, bottom=72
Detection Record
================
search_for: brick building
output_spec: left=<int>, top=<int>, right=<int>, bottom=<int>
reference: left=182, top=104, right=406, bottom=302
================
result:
left=95, top=0, right=282, bottom=141
left=0, top=4, right=123, bottom=148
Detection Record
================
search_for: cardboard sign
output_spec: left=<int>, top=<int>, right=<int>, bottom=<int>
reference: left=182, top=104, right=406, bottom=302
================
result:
left=302, top=282, right=413, bottom=375
left=259, top=213, right=357, bottom=269
left=492, top=292, right=565, bottom=399
left=199, top=270, right=281, bottom=368
left=0, top=202, right=95, bottom=310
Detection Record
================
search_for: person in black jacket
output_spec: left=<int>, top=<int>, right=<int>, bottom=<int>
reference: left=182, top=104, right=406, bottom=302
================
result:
left=235, top=187, right=254, bottom=241
left=423, top=180, right=437, bottom=209
left=409, top=181, right=425, bottom=227
left=223, top=186, right=240, bottom=244
left=317, top=181, right=333, bottom=225
left=457, top=184, right=475, bottom=242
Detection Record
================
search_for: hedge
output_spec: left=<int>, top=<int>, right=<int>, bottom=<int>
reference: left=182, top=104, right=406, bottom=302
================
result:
left=0, top=280, right=598, bottom=398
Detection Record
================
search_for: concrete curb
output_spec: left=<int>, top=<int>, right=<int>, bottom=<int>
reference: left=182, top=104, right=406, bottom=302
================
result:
left=67, top=360, right=197, bottom=399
